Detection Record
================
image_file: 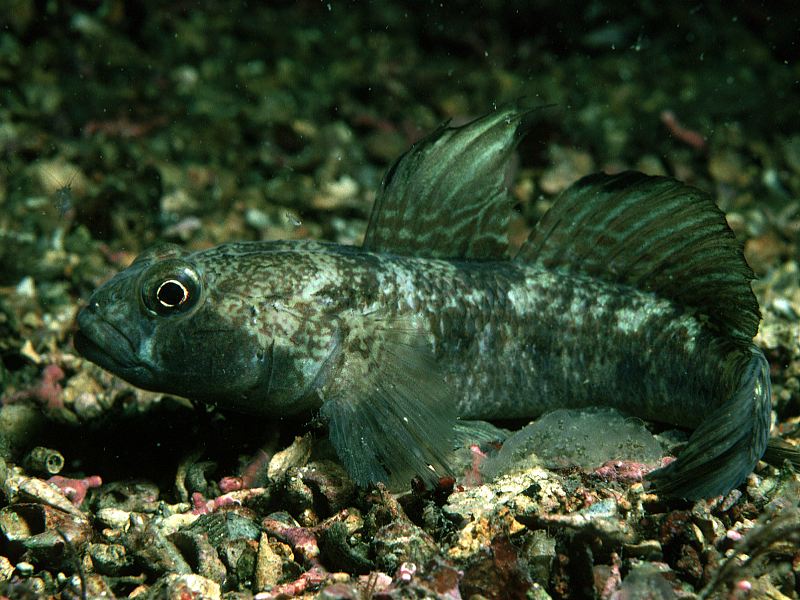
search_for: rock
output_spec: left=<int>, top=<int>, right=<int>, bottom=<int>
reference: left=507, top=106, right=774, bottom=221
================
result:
left=268, top=434, right=313, bottom=481
left=372, top=520, right=438, bottom=574
left=148, top=573, right=221, bottom=600
left=254, top=532, right=283, bottom=591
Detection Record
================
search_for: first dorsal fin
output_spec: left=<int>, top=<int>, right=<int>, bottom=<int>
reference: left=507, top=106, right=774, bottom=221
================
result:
left=362, top=105, right=536, bottom=260
left=517, top=172, right=760, bottom=340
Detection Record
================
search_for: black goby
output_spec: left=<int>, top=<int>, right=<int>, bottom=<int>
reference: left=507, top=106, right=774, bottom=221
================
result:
left=74, top=107, right=771, bottom=499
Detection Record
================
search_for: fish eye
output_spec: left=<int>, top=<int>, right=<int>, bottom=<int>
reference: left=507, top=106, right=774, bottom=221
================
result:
left=156, top=279, right=188, bottom=308
left=140, top=260, right=203, bottom=317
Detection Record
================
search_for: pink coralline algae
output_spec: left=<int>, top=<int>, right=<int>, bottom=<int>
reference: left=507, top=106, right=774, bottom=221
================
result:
left=4, top=364, right=66, bottom=410
left=47, top=474, right=103, bottom=506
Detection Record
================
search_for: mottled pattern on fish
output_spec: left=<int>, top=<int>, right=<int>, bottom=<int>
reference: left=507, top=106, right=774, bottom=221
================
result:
left=75, top=106, right=771, bottom=499
left=167, top=241, right=727, bottom=424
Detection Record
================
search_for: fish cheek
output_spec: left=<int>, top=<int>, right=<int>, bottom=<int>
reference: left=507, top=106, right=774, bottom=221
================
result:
left=148, top=310, right=264, bottom=401
left=249, top=341, right=324, bottom=415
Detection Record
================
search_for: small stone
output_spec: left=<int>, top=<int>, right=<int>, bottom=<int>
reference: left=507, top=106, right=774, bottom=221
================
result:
left=364, top=129, right=408, bottom=164
left=15, top=276, right=36, bottom=298
left=0, top=555, right=13, bottom=581
left=298, top=460, right=356, bottom=513
left=623, top=539, right=663, bottom=560
left=783, top=135, right=800, bottom=174
left=160, top=188, right=198, bottom=215
left=88, top=543, right=131, bottom=576
left=267, top=434, right=313, bottom=481
left=618, top=564, right=679, bottom=598
left=149, top=573, right=221, bottom=600
left=96, top=507, right=134, bottom=530
left=312, top=175, right=361, bottom=210
left=170, top=530, right=227, bottom=584
left=254, top=533, right=283, bottom=591
left=709, top=149, right=752, bottom=186
left=372, top=520, right=438, bottom=573
left=524, top=530, right=557, bottom=585
left=245, top=207, right=272, bottom=230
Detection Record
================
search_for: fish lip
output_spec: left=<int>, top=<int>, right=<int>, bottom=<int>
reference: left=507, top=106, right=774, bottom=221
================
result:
left=74, top=310, right=146, bottom=375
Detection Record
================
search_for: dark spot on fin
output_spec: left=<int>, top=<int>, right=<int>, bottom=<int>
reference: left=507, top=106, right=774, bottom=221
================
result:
left=646, top=346, right=771, bottom=499
left=362, top=104, right=539, bottom=260
left=319, top=316, right=457, bottom=488
left=518, top=171, right=760, bottom=340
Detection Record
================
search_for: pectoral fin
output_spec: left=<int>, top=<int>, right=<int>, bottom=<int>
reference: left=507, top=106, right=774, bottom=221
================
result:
left=319, top=316, right=457, bottom=488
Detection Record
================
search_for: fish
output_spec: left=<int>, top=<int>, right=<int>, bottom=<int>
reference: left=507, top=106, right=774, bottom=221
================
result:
left=74, top=106, right=772, bottom=499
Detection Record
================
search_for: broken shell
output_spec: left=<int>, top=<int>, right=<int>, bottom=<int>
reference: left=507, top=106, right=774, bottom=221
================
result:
left=186, top=510, right=262, bottom=547
left=123, top=515, right=192, bottom=576
left=22, top=446, right=64, bottom=476
left=61, top=573, right=116, bottom=598
left=4, top=474, right=83, bottom=516
left=219, top=538, right=258, bottom=590
left=0, top=503, right=91, bottom=566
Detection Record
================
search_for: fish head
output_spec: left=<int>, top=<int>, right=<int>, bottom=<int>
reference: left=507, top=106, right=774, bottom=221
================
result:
left=74, top=243, right=269, bottom=404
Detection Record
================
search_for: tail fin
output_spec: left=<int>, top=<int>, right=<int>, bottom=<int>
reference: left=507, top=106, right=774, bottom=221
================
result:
left=647, top=346, right=771, bottom=499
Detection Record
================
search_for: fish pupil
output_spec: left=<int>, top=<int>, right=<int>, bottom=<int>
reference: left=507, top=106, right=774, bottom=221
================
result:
left=156, top=279, right=188, bottom=308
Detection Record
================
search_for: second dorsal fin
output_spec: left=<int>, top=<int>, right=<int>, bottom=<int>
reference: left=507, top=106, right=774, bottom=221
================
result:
left=517, top=172, right=760, bottom=340
left=362, top=106, right=535, bottom=260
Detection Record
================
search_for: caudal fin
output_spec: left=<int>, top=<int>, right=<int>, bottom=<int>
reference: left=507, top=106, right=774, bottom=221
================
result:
left=647, top=346, right=771, bottom=499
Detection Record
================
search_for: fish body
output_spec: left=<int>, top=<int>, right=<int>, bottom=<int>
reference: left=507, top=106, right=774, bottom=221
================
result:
left=75, top=107, right=771, bottom=498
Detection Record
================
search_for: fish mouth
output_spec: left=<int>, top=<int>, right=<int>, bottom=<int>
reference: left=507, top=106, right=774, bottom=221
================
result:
left=73, top=310, right=148, bottom=378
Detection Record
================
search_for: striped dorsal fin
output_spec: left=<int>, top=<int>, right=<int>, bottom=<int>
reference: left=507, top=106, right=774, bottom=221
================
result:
left=362, top=106, right=535, bottom=260
left=517, top=171, right=760, bottom=340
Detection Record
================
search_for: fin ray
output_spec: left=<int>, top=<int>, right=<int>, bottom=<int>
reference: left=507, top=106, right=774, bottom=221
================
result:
left=517, top=172, right=760, bottom=340
left=646, top=346, right=771, bottom=499
left=362, top=105, right=537, bottom=260
left=320, top=315, right=457, bottom=487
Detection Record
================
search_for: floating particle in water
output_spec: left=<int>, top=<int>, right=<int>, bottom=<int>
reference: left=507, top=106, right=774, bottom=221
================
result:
left=284, top=211, right=302, bottom=228
left=53, top=175, right=75, bottom=217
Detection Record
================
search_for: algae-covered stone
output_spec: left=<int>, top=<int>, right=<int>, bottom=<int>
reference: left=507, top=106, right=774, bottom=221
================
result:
left=372, top=520, right=438, bottom=574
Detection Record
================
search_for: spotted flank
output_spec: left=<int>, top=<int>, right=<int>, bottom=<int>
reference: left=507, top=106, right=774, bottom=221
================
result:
left=75, top=105, right=776, bottom=498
